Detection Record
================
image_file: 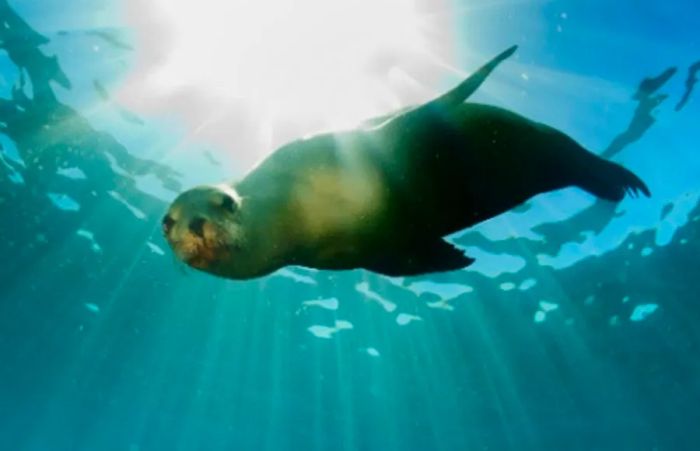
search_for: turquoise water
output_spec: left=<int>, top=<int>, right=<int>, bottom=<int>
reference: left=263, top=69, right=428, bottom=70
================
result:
left=1, top=0, right=699, bottom=449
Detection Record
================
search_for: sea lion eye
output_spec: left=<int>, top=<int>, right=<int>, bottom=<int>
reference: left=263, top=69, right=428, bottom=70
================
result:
left=162, top=214, right=175, bottom=234
left=220, top=195, right=237, bottom=213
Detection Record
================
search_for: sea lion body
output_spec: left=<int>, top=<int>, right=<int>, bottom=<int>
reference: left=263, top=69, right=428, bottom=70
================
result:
left=163, top=47, right=650, bottom=279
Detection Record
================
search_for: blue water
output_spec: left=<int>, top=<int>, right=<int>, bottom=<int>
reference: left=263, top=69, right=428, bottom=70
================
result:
left=1, top=0, right=699, bottom=449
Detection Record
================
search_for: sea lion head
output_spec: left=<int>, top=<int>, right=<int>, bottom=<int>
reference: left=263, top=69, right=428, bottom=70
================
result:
left=162, top=184, right=277, bottom=279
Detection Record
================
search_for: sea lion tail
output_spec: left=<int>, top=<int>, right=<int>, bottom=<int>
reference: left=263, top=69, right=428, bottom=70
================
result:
left=581, top=159, right=651, bottom=201
left=432, top=45, right=518, bottom=109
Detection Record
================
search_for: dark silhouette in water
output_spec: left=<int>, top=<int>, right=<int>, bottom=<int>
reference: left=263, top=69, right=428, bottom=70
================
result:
left=603, top=66, right=676, bottom=159
left=676, top=61, right=700, bottom=111
left=660, top=201, right=674, bottom=220
left=86, top=29, right=134, bottom=51
left=93, top=80, right=111, bottom=102
left=0, top=0, right=71, bottom=100
left=457, top=65, right=676, bottom=260
left=203, top=150, right=221, bottom=166
left=93, top=79, right=145, bottom=125
left=633, top=67, right=677, bottom=101
left=163, top=47, right=649, bottom=279
left=0, top=0, right=180, bottom=288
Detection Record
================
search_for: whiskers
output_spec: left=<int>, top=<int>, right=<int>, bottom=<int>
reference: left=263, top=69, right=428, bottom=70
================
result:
left=165, top=237, right=197, bottom=273
left=165, top=224, right=242, bottom=274
left=164, top=239, right=192, bottom=274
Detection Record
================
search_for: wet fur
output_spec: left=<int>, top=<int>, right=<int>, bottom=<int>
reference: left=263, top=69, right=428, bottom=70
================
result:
left=165, top=46, right=650, bottom=279
left=232, top=101, right=649, bottom=276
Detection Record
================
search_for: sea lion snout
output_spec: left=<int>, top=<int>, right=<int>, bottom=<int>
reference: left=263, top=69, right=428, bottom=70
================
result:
left=163, top=215, right=225, bottom=269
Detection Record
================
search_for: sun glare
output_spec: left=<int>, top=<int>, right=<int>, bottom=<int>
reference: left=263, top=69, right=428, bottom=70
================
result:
left=145, top=0, right=434, bottom=126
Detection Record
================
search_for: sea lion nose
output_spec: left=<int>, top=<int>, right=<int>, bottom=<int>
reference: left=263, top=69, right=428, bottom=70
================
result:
left=189, top=217, right=206, bottom=237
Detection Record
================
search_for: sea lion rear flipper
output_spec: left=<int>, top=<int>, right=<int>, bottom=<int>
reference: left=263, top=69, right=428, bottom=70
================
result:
left=579, top=158, right=651, bottom=201
left=428, top=45, right=517, bottom=110
left=366, top=239, right=474, bottom=277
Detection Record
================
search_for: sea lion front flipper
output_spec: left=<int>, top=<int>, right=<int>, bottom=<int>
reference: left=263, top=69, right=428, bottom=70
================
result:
left=428, top=45, right=517, bottom=110
left=366, top=240, right=474, bottom=277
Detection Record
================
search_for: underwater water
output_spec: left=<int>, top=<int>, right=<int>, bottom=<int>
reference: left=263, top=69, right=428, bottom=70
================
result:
left=1, top=0, right=699, bottom=449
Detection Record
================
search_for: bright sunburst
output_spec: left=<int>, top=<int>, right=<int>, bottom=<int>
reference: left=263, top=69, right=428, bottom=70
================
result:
left=140, top=0, right=438, bottom=126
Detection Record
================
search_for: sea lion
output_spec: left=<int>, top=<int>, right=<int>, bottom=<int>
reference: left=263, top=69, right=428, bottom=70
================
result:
left=162, top=45, right=650, bottom=279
